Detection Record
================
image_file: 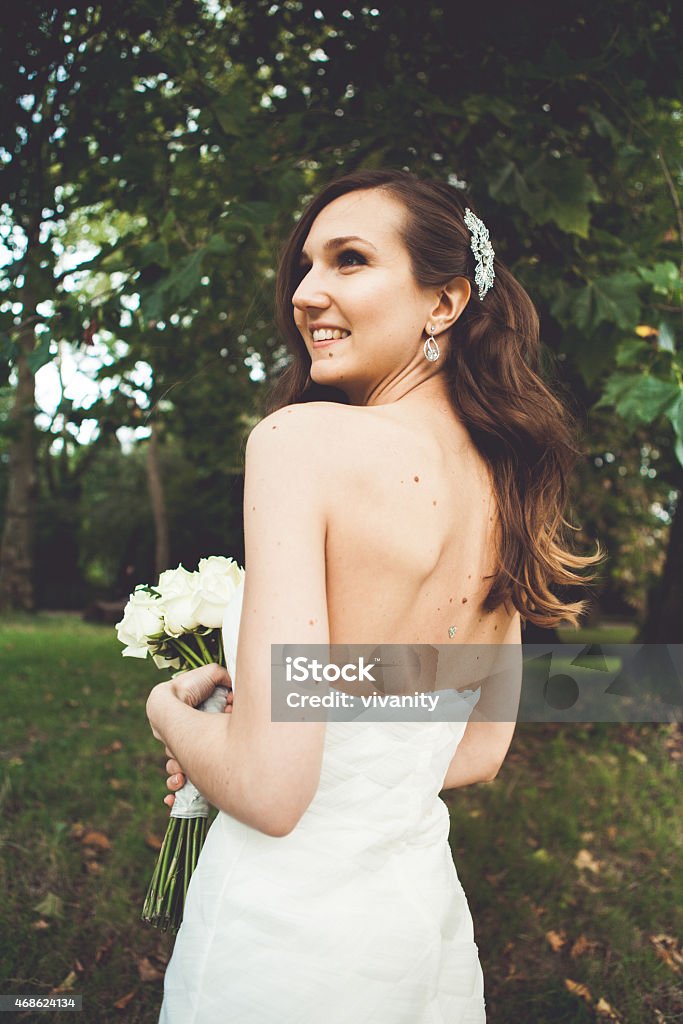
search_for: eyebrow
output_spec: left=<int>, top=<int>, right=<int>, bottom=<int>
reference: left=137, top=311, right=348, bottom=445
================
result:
left=299, top=235, right=378, bottom=262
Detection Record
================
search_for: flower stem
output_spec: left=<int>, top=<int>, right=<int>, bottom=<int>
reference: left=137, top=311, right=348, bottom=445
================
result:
left=194, top=632, right=213, bottom=663
left=172, top=637, right=205, bottom=668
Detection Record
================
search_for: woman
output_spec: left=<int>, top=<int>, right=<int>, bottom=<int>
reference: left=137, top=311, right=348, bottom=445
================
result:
left=147, top=169, right=601, bottom=1022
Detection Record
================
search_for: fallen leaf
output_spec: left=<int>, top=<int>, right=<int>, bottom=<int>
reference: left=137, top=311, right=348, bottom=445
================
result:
left=595, top=996, right=622, bottom=1019
left=34, top=893, right=64, bottom=919
left=606, top=826, right=618, bottom=841
left=101, top=740, right=123, bottom=755
left=564, top=978, right=593, bottom=1003
left=82, top=830, right=111, bottom=851
left=69, top=822, right=85, bottom=840
left=570, top=934, right=599, bottom=958
left=31, top=919, right=50, bottom=930
left=650, top=933, right=683, bottom=974
left=85, top=860, right=104, bottom=875
left=95, top=935, right=115, bottom=965
left=574, top=848, right=601, bottom=873
left=136, top=956, right=165, bottom=983
left=628, top=747, right=648, bottom=764
left=145, top=833, right=163, bottom=851
left=114, top=990, right=136, bottom=1010
left=485, top=872, right=507, bottom=888
left=545, top=929, right=566, bottom=952
left=110, top=779, right=124, bottom=791
left=51, top=970, right=77, bottom=993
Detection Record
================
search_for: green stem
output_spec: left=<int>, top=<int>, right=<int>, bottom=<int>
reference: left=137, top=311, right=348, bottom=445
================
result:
left=194, top=632, right=213, bottom=663
left=171, top=637, right=205, bottom=669
left=184, top=819, right=191, bottom=904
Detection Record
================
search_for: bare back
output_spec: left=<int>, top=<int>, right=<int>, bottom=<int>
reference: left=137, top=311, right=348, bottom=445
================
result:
left=322, top=402, right=521, bottom=648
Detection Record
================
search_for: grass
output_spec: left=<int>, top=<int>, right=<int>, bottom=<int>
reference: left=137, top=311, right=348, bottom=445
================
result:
left=1, top=616, right=681, bottom=1023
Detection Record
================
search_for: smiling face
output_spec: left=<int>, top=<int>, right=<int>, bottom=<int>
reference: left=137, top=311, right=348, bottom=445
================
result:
left=292, top=189, right=442, bottom=405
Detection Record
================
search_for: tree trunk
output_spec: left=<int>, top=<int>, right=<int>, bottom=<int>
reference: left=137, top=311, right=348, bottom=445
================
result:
left=146, top=422, right=170, bottom=578
left=0, top=323, right=37, bottom=611
left=638, top=464, right=683, bottom=644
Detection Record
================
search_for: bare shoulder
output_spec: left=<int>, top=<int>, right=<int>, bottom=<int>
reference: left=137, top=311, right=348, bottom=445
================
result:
left=247, top=402, right=388, bottom=476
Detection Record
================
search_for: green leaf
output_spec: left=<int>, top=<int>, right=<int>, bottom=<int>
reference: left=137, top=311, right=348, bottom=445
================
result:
left=573, top=273, right=641, bottom=332
left=615, top=338, right=651, bottom=368
left=665, top=393, right=683, bottom=468
left=638, top=261, right=680, bottom=298
left=596, top=372, right=680, bottom=426
left=488, top=160, right=532, bottom=208
left=585, top=108, right=620, bottom=144
left=657, top=322, right=676, bottom=355
left=26, top=334, right=54, bottom=374
left=524, top=155, right=601, bottom=237
left=0, top=332, right=17, bottom=366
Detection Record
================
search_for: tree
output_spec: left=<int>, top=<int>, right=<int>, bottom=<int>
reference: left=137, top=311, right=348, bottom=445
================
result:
left=0, top=2, right=175, bottom=607
left=2, top=1, right=680, bottom=630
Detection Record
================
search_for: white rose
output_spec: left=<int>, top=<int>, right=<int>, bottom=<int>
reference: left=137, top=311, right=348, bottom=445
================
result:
left=115, top=588, right=164, bottom=658
left=192, top=557, right=245, bottom=628
left=197, top=556, right=244, bottom=588
left=156, top=564, right=201, bottom=637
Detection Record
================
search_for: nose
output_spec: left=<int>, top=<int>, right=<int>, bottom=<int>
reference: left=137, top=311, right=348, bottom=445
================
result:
left=292, top=265, right=331, bottom=315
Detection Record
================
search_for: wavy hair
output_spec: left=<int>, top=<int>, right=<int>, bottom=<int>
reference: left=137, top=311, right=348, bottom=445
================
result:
left=268, top=169, right=603, bottom=628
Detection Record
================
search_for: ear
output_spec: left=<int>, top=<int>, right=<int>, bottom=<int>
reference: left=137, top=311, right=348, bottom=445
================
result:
left=426, top=276, right=471, bottom=335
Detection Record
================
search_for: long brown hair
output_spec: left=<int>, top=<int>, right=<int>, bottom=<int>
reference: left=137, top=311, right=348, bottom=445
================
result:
left=268, top=169, right=603, bottom=628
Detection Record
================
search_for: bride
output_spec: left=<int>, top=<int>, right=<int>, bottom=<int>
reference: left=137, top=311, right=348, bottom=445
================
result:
left=146, top=169, right=600, bottom=1022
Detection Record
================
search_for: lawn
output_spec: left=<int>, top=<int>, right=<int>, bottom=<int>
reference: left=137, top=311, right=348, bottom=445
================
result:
left=1, top=616, right=681, bottom=1023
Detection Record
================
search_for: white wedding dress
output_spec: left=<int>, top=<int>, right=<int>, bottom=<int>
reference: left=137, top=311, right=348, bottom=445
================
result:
left=160, top=579, right=486, bottom=1023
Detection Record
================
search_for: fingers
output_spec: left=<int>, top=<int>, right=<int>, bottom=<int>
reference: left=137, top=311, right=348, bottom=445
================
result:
left=164, top=794, right=175, bottom=808
left=171, top=664, right=232, bottom=708
left=166, top=757, right=183, bottom=776
left=166, top=771, right=185, bottom=791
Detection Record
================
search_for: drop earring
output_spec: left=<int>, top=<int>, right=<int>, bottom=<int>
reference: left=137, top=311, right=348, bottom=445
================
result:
left=423, top=324, right=440, bottom=362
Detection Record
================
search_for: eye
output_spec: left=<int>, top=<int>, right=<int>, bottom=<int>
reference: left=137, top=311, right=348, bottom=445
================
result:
left=337, top=248, right=367, bottom=268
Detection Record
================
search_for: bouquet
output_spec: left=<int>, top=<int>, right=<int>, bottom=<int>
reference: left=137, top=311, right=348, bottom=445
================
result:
left=116, top=556, right=245, bottom=932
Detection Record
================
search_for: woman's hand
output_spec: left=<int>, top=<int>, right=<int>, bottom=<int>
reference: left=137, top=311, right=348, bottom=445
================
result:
left=169, top=662, right=232, bottom=709
left=146, top=662, right=232, bottom=743
left=162, top=685, right=235, bottom=809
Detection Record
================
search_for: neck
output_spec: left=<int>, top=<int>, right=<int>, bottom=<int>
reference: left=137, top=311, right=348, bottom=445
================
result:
left=346, top=370, right=454, bottom=411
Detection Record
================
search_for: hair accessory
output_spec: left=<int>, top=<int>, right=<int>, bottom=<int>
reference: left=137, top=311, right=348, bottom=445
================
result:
left=463, top=207, right=495, bottom=300
left=423, top=325, right=440, bottom=362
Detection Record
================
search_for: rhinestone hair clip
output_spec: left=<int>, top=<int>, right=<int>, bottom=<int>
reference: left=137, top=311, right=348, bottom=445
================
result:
left=463, top=207, right=495, bottom=300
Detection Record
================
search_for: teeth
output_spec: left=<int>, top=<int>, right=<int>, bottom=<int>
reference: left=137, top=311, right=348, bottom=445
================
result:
left=312, top=328, right=350, bottom=342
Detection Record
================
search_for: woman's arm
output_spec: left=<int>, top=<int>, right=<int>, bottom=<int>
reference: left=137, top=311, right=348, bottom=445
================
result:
left=146, top=405, right=335, bottom=837
left=440, top=719, right=516, bottom=789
